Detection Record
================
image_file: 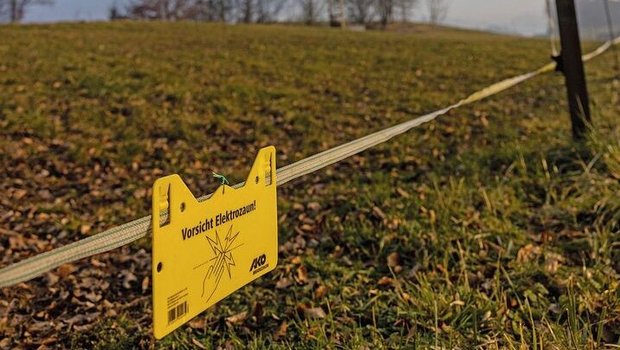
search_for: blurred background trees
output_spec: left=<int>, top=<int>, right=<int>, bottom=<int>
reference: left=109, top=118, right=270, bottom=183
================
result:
left=0, top=0, right=53, bottom=22
left=0, top=0, right=448, bottom=28
left=109, top=0, right=288, bottom=23
left=111, top=0, right=426, bottom=27
left=426, top=0, right=448, bottom=24
left=0, top=0, right=452, bottom=32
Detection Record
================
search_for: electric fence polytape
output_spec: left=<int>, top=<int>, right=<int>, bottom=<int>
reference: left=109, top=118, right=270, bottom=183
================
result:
left=0, top=37, right=618, bottom=338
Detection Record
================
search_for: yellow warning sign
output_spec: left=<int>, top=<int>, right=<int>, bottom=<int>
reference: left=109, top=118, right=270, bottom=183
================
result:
left=151, top=146, right=278, bottom=339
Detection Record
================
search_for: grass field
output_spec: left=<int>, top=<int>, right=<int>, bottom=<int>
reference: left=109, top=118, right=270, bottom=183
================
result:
left=0, top=22, right=619, bottom=349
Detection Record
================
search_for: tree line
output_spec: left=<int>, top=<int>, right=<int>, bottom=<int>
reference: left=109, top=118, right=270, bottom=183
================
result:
left=112, top=0, right=449, bottom=26
left=0, top=0, right=449, bottom=26
left=0, top=0, right=52, bottom=22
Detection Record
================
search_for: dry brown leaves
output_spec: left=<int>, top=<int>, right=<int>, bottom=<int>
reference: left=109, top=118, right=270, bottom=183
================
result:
left=0, top=132, right=252, bottom=347
left=225, top=311, right=248, bottom=326
left=297, top=303, right=327, bottom=320
left=516, top=244, right=542, bottom=263
left=273, top=320, right=288, bottom=340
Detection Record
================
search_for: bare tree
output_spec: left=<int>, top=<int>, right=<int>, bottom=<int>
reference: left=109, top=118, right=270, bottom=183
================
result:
left=0, top=0, right=53, bottom=23
left=120, top=0, right=300, bottom=24
left=255, top=0, right=286, bottom=23
left=127, top=0, right=168, bottom=20
left=126, top=0, right=237, bottom=21
left=395, top=0, right=416, bottom=22
left=426, top=0, right=447, bottom=24
left=187, top=0, right=214, bottom=20
left=361, top=0, right=415, bottom=28
left=327, top=0, right=335, bottom=25
left=127, top=0, right=201, bottom=20
left=235, top=0, right=252, bottom=22
left=299, top=0, right=321, bottom=24
left=228, top=0, right=284, bottom=23
left=346, top=0, right=373, bottom=24
left=109, top=2, right=130, bottom=20
left=327, top=0, right=345, bottom=27
left=376, top=0, right=393, bottom=27
left=200, top=0, right=233, bottom=21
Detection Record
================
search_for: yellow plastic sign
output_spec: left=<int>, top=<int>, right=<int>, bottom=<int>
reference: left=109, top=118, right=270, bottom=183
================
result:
left=151, top=146, right=278, bottom=339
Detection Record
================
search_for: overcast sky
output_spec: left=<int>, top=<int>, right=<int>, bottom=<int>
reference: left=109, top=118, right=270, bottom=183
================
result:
left=23, top=0, right=549, bottom=36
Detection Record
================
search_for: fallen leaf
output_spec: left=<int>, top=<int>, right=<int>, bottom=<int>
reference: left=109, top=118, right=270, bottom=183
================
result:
left=188, top=317, right=206, bottom=329
left=544, top=252, right=565, bottom=274
left=8, top=236, right=26, bottom=250
left=63, top=312, right=99, bottom=325
left=307, top=202, right=321, bottom=211
left=387, top=252, right=401, bottom=268
left=133, top=188, right=147, bottom=199
left=429, top=209, right=436, bottom=224
left=396, top=187, right=410, bottom=198
left=40, top=336, right=58, bottom=346
left=192, top=338, right=207, bottom=349
left=315, top=285, right=328, bottom=299
left=274, top=320, right=288, bottom=340
left=276, top=278, right=292, bottom=289
left=303, top=307, right=326, bottom=319
left=90, top=258, right=106, bottom=267
left=13, top=189, right=27, bottom=200
left=450, top=300, right=464, bottom=307
left=401, top=292, right=412, bottom=303
left=141, top=276, right=150, bottom=292
left=45, top=272, right=59, bottom=286
left=122, top=271, right=137, bottom=289
left=299, top=224, right=314, bottom=232
left=80, top=224, right=91, bottom=234
left=372, top=206, right=386, bottom=220
left=84, top=292, right=102, bottom=303
left=480, top=115, right=489, bottom=127
left=57, top=264, right=76, bottom=278
left=226, top=311, right=247, bottom=325
left=296, top=266, right=308, bottom=284
left=517, top=244, right=542, bottom=263
left=378, top=276, right=393, bottom=286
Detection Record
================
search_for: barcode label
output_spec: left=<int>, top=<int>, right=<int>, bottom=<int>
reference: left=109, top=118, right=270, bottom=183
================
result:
left=168, top=301, right=188, bottom=324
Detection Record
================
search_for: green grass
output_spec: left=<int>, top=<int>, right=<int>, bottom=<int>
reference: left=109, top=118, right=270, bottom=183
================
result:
left=0, top=22, right=619, bottom=349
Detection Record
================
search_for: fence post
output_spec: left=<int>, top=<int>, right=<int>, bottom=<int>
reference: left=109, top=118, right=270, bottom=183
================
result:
left=555, top=0, right=591, bottom=140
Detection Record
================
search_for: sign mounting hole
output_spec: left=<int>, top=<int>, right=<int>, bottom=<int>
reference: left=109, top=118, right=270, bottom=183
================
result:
left=180, top=202, right=186, bottom=212
left=157, top=262, right=163, bottom=272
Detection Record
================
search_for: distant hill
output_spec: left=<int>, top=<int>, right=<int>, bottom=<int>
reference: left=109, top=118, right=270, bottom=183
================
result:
left=577, top=0, right=620, bottom=40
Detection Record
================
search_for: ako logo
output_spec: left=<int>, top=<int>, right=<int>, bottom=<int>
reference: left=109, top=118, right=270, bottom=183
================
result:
left=249, top=254, right=268, bottom=275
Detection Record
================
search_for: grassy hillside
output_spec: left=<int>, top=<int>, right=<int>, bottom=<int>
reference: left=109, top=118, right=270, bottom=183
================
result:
left=0, top=22, right=619, bottom=349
